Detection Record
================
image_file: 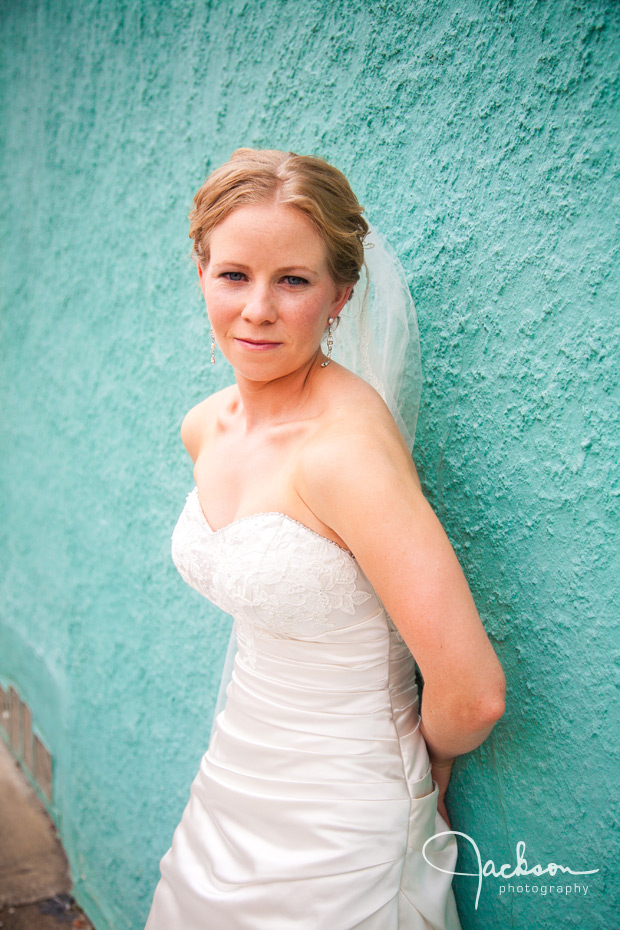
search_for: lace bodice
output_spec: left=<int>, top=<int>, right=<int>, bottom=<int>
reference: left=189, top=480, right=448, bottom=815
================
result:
left=171, top=487, right=386, bottom=661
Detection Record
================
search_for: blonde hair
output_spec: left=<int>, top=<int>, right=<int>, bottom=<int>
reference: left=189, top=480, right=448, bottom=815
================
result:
left=189, top=148, right=369, bottom=286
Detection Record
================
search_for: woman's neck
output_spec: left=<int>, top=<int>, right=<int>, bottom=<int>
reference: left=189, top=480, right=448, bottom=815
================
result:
left=233, top=349, right=327, bottom=432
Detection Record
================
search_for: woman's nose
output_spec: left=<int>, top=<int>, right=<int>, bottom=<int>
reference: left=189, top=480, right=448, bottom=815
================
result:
left=240, top=284, right=278, bottom=324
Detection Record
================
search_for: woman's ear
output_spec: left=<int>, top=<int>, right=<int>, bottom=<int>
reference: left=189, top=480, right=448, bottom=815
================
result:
left=332, top=284, right=354, bottom=318
left=197, top=263, right=206, bottom=293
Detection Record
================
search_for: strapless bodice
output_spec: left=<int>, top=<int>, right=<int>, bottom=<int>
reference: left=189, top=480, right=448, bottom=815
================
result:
left=171, top=485, right=404, bottom=663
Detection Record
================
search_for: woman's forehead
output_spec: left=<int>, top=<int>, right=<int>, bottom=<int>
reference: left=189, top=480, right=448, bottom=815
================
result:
left=209, top=202, right=328, bottom=268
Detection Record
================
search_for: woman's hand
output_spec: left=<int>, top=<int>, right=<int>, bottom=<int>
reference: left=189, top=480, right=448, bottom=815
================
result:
left=430, top=757, right=455, bottom=830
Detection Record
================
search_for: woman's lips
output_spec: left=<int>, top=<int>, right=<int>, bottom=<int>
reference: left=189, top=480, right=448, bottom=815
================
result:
left=234, top=338, right=282, bottom=350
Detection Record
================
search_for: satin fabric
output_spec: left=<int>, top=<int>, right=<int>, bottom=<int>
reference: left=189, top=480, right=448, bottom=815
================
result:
left=145, top=488, right=462, bottom=929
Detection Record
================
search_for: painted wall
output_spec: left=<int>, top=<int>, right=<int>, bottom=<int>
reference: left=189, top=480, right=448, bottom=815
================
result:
left=1, top=1, right=618, bottom=927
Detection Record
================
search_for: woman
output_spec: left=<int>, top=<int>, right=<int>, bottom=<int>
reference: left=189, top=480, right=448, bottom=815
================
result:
left=146, top=148, right=506, bottom=929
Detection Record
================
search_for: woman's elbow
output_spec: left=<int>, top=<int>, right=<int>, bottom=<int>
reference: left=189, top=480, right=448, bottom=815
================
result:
left=475, top=674, right=507, bottom=726
left=458, top=674, right=506, bottom=730
left=484, top=689, right=506, bottom=725
left=473, top=650, right=507, bottom=722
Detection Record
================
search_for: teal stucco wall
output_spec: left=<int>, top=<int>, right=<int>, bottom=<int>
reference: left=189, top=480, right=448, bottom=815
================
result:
left=1, top=1, right=618, bottom=927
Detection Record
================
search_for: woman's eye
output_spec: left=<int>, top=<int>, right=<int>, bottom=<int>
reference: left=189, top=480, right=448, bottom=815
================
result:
left=222, top=271, right=245, bottom=282
left=283, top=275, right=308, bottom=286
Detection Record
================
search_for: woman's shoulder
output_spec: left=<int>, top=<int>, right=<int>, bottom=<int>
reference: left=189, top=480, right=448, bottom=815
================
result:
left=180, top=385, right=238, bottom=462
left=296, top=367, right=423, bottom=547
left=316, top=365, right=408, bottom=451
left=300, top=365, right=418, bottom=488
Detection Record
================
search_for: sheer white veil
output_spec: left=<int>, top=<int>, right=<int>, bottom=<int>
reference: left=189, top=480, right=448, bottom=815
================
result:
left=209, top=222, right=422, bottom=737
left=333, top=223, right=421, bottom=453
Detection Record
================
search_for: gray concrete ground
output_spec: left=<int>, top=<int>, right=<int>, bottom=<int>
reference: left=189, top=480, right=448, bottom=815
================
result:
left=0, top=740, right=94, bottom=929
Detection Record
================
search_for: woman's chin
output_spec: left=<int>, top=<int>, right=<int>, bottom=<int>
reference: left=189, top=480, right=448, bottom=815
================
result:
left=228, top=350, right=322, bottom=384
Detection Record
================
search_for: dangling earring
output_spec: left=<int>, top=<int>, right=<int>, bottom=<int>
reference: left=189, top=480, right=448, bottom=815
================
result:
left=321, top=318, right=335, bottom=368
left=210, top=327, right=216, bottom=365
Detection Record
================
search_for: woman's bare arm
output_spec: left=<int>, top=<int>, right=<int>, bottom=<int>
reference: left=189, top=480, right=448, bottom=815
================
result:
left=297, top=408, right=506, bottom=764
left=180, top=388, right=232, bottom=464
left=180, top=401, right=208, bottom=463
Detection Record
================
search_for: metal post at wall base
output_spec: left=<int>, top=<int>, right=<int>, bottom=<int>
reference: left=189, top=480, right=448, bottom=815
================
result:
left=0, top=682, right=54, bottom=805
left=0, top=686, right=96, bottom=928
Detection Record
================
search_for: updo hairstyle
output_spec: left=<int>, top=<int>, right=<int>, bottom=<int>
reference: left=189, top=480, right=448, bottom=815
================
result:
left=189, top=148, right=369, bottom=287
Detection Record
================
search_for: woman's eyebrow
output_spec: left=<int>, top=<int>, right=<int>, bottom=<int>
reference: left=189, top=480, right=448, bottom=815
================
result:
left=210, top=261, right=250, bottom=271
left=278, top=265, right=317, bottom=275
left=211, top=261, right=318, bottom=275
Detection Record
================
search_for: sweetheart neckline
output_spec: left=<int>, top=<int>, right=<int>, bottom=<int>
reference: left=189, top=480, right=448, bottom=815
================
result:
left=189, top=486, right=355, bottom=558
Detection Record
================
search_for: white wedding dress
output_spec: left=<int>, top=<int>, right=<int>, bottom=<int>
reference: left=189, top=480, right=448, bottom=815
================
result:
left=145, top=486, right=462, bottom=930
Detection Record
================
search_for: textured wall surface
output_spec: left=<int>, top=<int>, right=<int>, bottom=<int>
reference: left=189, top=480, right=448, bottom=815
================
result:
left=1, top=1, right=618, bottom=928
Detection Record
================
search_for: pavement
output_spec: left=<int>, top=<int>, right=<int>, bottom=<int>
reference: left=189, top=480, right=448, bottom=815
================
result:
left=0, top=739, right=94, bottom=929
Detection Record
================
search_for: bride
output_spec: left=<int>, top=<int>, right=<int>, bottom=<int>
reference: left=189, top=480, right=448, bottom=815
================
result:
left=145, top=148, right=506, bottom=929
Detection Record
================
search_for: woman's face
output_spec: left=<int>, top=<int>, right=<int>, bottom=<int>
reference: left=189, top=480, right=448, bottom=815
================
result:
left=198, top=202, right=351, bottom=381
